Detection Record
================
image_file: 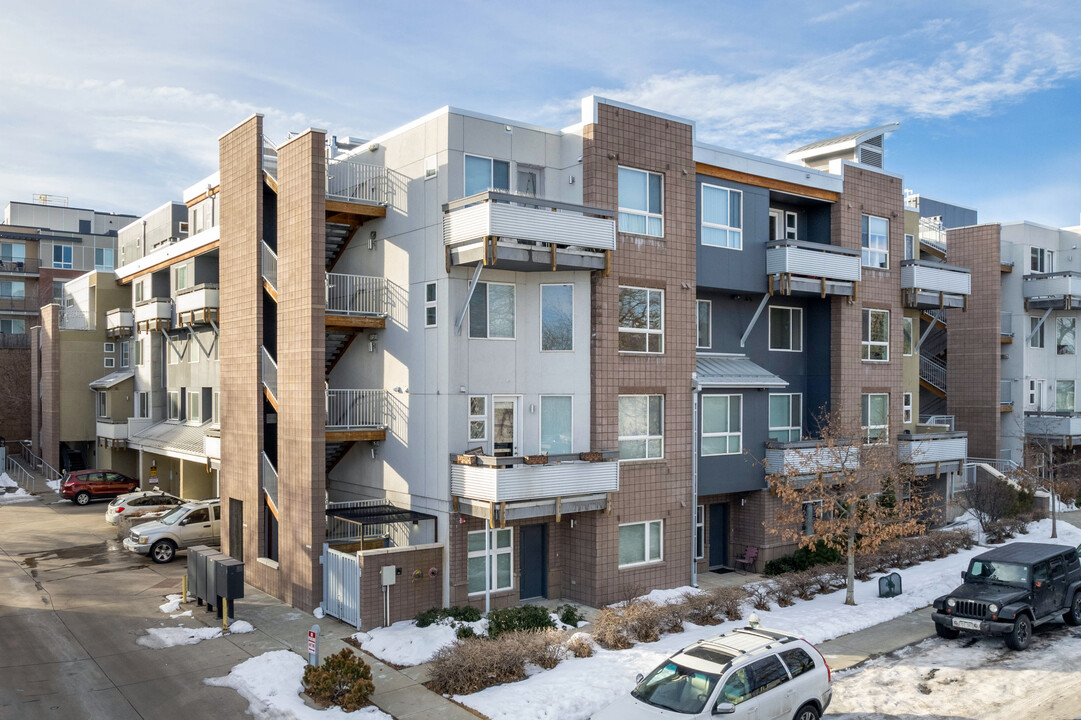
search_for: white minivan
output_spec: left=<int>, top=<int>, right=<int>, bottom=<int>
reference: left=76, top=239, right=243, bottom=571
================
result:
left=592, top=627, right=831, bottom=720
left=123, top=499, right=221, bottom=563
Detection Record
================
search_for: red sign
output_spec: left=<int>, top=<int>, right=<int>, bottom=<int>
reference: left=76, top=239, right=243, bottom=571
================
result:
left=308, top=630, right=317, bottom=654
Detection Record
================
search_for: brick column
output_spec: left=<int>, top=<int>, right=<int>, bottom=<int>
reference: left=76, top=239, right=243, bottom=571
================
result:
left=39, top=305, right=61, bottom=470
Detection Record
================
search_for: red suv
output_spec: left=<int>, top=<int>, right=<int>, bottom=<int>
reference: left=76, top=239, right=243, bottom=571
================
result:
left=61, top=470, right=140, bottom=505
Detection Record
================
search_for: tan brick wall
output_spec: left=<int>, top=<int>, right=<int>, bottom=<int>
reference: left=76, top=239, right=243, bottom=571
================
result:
left=276, top=129, right=327, bottom=613
left=946, top=224, right=1002, bottom=458
left=582, top=103, right=697, bottom=607
left=38, top=305, right=61, bottom=470
left=30, top=325, right=41, bottom=454
left=358, top=545, right=444, bottom=630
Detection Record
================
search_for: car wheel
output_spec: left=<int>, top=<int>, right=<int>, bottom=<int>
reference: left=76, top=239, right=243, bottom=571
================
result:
left=74, top=491, right=91, bottom=506
left=150, top=540, right=176, bottom=564
left=1005, top=614, right=1032, bottom=650
left=935, top=622, right=960, bottom=639
left=794, top=703, right=821, bottom=720
left=1065, top=593, right=1081, bottom=626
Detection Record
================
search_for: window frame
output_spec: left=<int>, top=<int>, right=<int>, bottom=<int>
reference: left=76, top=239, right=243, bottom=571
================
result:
left=618, top=166, right=664, bottom=238
left=768, top=393, right=802, bottom=442
left=174, top=265, right=188, bottom=292
left=701, top=394, right=743, bottom=456
left=696, top=299, right=711, bottom=350
left=700, top=183, right=742, bottom=250
left=862, top=308, right=890, bottom=362
left=424, top=282, right=437, bottom=328
left=540, top=283, right=574, bottom=352
left=103, top=357, right=115, bottom=369
left=618, top=285, right=664, bottom=354
left=904, top=233, right=915, bottom=260
left=861, top=393, right=889, bottom=444
left=468, top=281, right=516, bottom=340
left=861, top=214, right=889, bottom=269
left=1057, top=316, right=1075, bottom=355
left=1031, top=247, right=1054, bottom=274
left=618, top=519, right=663, bottom=568
left=1030, top=316, right=1045, bottom=349
left=538, top=394, right=573, bottom=455
left=468, top=395, right=487, bottom=444
left=97, top=391, right=108, bottom=418
left=1057, top=380, right=1075, bottom=412
left=695, top=505, right=704, bottom=560
left=784, top=211, right=798, bottom=241
left=168, top=390, right=181, bottom=421
left=134, top=338, right=143, bottom=366
left=618, top=394, right=664, bottom=461
left=768, top=306, right=803, bottom=352
left=903, top=392, right=913, bottom=424
left=903, top=316, right=914, bottom=356
left=52, top=244, right=73, bottom=269
left=464, top=154, right=511, bottom=197
left=137, top=391, right=149, bottom=419
left=103, top=342, right=115, bottom=354
left=467, top=528, right=513, bottom=595
left=188, top=390, right=201, bottom=423
left=120, top=341, right=130, bottom=368
left=94, top=247, right=114, bottom=271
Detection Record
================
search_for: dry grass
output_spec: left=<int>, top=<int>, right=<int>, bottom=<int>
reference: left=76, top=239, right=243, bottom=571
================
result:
left=426, top=631, right=565, bottom=695
left=565, top=633, right=595, bottom=658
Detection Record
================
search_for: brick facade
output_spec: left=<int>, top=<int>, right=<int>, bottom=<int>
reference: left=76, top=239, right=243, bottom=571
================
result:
left=36, top=305, right=61, bottom=469
left=357, top=544, right=444, bottom=631
left=0, top=347, right=31, bottom=448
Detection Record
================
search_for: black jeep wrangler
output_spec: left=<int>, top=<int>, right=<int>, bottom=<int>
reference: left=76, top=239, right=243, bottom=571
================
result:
left=932, top=542, right=1081, bottom=650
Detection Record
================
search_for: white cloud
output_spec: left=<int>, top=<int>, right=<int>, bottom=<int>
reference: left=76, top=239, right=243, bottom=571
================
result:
left=808, top=1, right=870, bottom=25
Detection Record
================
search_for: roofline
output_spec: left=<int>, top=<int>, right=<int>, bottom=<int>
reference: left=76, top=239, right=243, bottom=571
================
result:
left=4, top=200, right=137, bottom=220
left=694, top=141, right=843, bottom=195
left=582, top=96, right=696, bottom=132
left=842, top=159, right=904, bottom=182
left=118, top=200, right=186, bottom=235
left=902, top=192, right=979, bottom=213
left=787, top=122, right=899, bottom=160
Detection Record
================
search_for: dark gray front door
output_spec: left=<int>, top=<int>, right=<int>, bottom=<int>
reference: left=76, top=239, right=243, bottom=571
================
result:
left=709, top=503, right=729, bottom=570
left=519, top=524, right=547, bottom=599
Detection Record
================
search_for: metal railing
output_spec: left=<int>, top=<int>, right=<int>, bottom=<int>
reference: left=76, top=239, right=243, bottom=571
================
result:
left=920, top=355, right=947, bottom=392
left=262, top=135, right=278, bottom=180
left=4, top=456, right=46, bottom=494
left=261, top=241, right=277, bottom=294
left=326, top=389, right=385, bottom=429
left=326, top=498, right=391, bottom=543
left=0, top=296, right=38, bottom=313
left=0, top=333, right=30, bottom=349
left=918, top=216, right=946, bottom=254
left=1000, top=379, right=1013, bottom=406
left=261, top=451, right=278, bottom=510
left=920, top=415, right=955, bottom=430
left=326, top=273, right=386, bottom=317
left=261, top=346, right=278, bottom=402
left=0, top=257, right=40, bottom=274
left=326, top=157, right=387, bottom=205
left=924, top=308, right=947, bottom=325
left=18, top=443, right=62, bottom=489
left=1001, top=311, right=1013, bottom=337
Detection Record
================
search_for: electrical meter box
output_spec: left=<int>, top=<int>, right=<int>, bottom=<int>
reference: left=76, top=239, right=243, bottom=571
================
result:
left=381, top=565, right=396, bottom=586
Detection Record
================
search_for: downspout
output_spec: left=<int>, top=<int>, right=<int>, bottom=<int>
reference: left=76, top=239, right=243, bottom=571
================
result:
left=691, top=373, right=700, bottom=589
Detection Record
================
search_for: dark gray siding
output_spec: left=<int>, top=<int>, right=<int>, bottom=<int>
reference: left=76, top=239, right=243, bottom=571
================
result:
left=696, top=176, right=770, bottom=293
left=698, top=388, right=769, bottom=495
left=917, top=198, right=977, bottom=229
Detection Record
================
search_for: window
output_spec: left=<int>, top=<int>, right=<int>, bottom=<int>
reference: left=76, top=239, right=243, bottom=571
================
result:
left=702, top=394, right=742, bottom=455
left=618, top=286, right=664, bottom=353
left=619, top=394, right=663, bottom=460
left=778, top=648, right=816, bottom=679
left=468, top=396, right=487, bottom=442
left=701, top=184, right=742, bottom=249
left=785, top=211, right=798, bottom=240
left=1031, top=247, right=1054, bottom=274
left=801, top=500, right=822, bottom=536
left=424, top=154, right=438, bottom=179
left=903, top=317, right=914, bottom=356
left=903, top=392, right=913, bottom=424
left=0, top=280, right=25, bottom=298
left=468, top=282, right=515, bottom=339
left=540, top=284, right=573, bottom=351
left=135, top=281, right=144, bottom=303
left=904, top=233, right=914, bottom=260
left=168, top=340, right=180, bottom=365
left=467, top=528, right=513, bottom=594
left=861, top=215, right=889, bottom=269
left=0, top=243, right=26, bottom=263
left=517, top=164, right=543, bottom=197
left=0, top=318, right=26, bottom=334
left=768, top=306, right=802, bottom=352
left=174, top=265, right=188, bottom=292
left=424, top=282, right=437, bottom=328
left=695, top=505, right=704, bottom=560
left=188, top=391, right=200, bottom=422
left=104, top=342, right=115, bottom=354
left=168, top=391, right=181, bottom=420
left=618, top=167, right=663, bottom=237
left=1030, top=316, right=1045, bottom=348
left=94, top=247, right=114, bottom=270
left=1057, top=317, right=1075, bottom=355
left=539, top=395, right=572, bottom=454
left=696, top=300, right=711, bottom=349
left=134, top=338, right=143, bottom=366
left=104, top=357, right=115, bottom=368
left=52, top=244, right=73, bottom=269
left=464, top=155, right=510, bottom=196
left=52, top=281, right=65, bottom=302
left=97, top=391, right=108, bottom=418
left=120, top=341, right=130, bottom=368
left=861, top=393, right=889, bottom=443
left=137, top=392, right=149, bottom=418
left=1057, top=381, right=1075, bottom=412
left=862, top=309, right=890, bottom=361
left=619, top=520, right=662, bottom=567
left=179, top=221, right=190, bottom=235
left=769, top=394, right=802, bottom=442
left=1028, top=379, right=1045, bottom=409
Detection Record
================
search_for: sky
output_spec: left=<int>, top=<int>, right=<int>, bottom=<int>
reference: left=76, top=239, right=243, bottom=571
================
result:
left=1, top=0, right=1079, bottom=227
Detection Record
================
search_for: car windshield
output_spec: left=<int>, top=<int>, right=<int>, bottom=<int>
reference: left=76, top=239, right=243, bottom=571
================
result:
left=632, top=661, right=720, bottom=715
left=968, top=560, right=1029, bottom=586
left=158, top=506, right=188, bottom=526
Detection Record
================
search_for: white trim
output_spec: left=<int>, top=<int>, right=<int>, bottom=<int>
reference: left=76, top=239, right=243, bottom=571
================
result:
left=468, top=281, right=516, bottom=340
left=768, top=393, right=802, bottom=442
left=768, top=306, right=803, bottom=352
left=701, top=394, right=742, bottom=456
left=468, top=395, right=487, bottom=445
left=862, top=308, right=890, bottom=362
left=695, top=505, right=705, bottom=560
left=491, top=394, right=521, bottom=457
left=701, top=183, right=742, bottom=250
left=467, top=527, right=514, bottom=595
left=618, top=285, right=665, bottom=354
left=539, top=283, right=574, bottom=352
left=861, top=214, right=890, bottom=269
left=785, top=211, right=798, bottom=240
left=861, top=393, right=889, bottom=444
left=618, top=519, right=664, bottom=568
left=618, top=394, right=664, bottom=461
left=618, top=166, right=664, bottom=239
left=538, top=394, right=573, bottom=455
left=424, top=282, right=437, bottom=328
left=115, top=226, right=220, bottom=281
left=584, top=95, right=696, bottom=131
left=903, top=392, right=913, bottom=424
left=463, top=153, right=511, bottom=197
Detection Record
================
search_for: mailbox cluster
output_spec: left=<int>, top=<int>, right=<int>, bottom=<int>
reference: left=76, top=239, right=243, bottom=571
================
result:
left=188, top=545, right=245, bottom=619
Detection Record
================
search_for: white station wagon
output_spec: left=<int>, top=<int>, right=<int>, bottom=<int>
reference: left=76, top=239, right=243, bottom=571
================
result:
left=123, top=499, right=221, bottom=563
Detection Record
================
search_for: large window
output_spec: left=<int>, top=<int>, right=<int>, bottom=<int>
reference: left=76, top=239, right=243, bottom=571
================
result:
left=120, top=341, right=130, bottom=368
left=861, top=215, right=889, bottom=269
left=469, top=282, right=515, bottom=339
left=618, top=167, right=663, bottom=237
left=168, top=390, right=182, bottom=421
left=769, top=394, right=802, bottom=442
left=52, top=244, right=73, bottom=269
left=0, top=280, right=25, bottom=298
left=468, top=396, right=487, bottom=443
left=701, top=184, right=742, bottom=249
left=539, top=395, right=572, bottom=455
left=862, top=309, right=890, bottom=361
left=618, top=520, right=662, bottom=567
left=0, top=318, right=26, bottom=334
left=540, top=284, right=573, bottom=351
left=1030, top=316, right=1045, bottom=349
left=769, top=306, right=802, bottom=352
left=1031, top=247, right=1054, bottom=273
left=137, top=392, right=149, bottom=418
left=618, top=286, right=664, bottom=353
left=1057, top=381, right=1075, bottom=412
left=1057, top=317, right=1075, bottom=355
left=904, top=233, right=915, bottom=260
left=696, top=299, right=711, bottom=349
left=702, top=394, right=742, bottom=455
left=619, top=394, right=663, bottom=460
left=95, top=247, right=114, bottom=271
left=861, top=393, right=889, bottom=443
left=0, top=243, right=25, bottom=263
left=464, top=155, right=510, bottom=197
left=468, top=528, right=513, bottom=594
left=188, top=390, right=201, bottom=423
left=903, top=317, right=914, bottom=356
left=174, top=265, right=188, bottom=292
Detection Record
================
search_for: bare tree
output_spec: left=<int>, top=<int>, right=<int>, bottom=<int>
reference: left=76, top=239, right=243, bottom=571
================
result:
left=956, top=474, right=1024, bottom=536
left=1018, top=434, right=1081, bottom=540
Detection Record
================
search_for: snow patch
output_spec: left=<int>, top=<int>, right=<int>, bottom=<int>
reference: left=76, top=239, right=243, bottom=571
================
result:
left=313, top=607, right=325, bottom=619
left=355, top=617, right=489, bottom=666
left=159, top=594, right=183, bottom=614
left=0, top=472, right=17, bottom=487
left=0, top=488, right=34, bottom=504
left=137, top=619, right=255, bottom=648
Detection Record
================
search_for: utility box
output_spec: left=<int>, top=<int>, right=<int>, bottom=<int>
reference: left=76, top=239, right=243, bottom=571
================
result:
left=189, top=546, right=214, bottom=605
left=215, top=557, right=245, bottom=601
left=203, top=551, right=230, bottom=609
left=381, top=565, right=396, bottom=586
left=878, top=572, right=903, bottom=598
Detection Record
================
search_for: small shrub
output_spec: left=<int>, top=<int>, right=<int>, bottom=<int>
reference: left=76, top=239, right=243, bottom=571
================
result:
left=427, top=631, right=566, bottom=695
left=557, top=603, right=585, bottom=627
left=566, top=633, right=595, bottom=658
left=770, top=580, right=795, bottom=608
left=456, top=626, right=476, bottom=640
left=785, top=570, right=819, bottom=601
left=415, top=605, right=482, bottom=628
left=815, top=564, right=846, bottom=593
left=853, top=555, right=878, bottom=581
left=763, top=541, right=843, bottom=576
left=748, top=584, right=772, bottom=611
left=623, top=599, right=668, bottom=643
left=517, top=629, right=565, bottom=669
left=487, top=604, right=555, bottom=639
left=303, top=648, right=374, bottom=711
left=712, top=586, right=748, bottom=621
left=680, top=591, right=724, bottom=626
left=592, top=606, right=633, bottom=650
left=414, top=608, right=440, bottom=628
left=984, top=519, right=1014, bottom=544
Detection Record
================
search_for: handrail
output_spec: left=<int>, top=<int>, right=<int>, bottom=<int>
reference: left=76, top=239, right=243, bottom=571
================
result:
left=326, top=158, right=387, bottom=205
left=919, top=355, right=947, bottom=391
left=261, top=451, right=278, bottom=510
left=443, top=190, right=616, bottom=218
left=19, top=443, right=62, bottom=488
left=765, top=239, right=861, bottom=257
left=0, top=258, right=40, bottom=273
left=261, top=241, right=277, bottom=293
left=261, top=346, right=278, bottom=402
left=1023, top=270, right=1081, bottom=281
left=326, top=389, right=385, bottom=429
left=900, top=258, right=970, bottom=274
left=325, top=273, right=385, bottom=317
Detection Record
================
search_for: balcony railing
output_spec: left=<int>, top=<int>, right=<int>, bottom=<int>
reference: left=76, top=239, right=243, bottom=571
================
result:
left=326, top=157, right=387, bottom=205
left=261, top=346, right=278, bottom=403
left=896, top=431, right=967, bottom=472
left=1025, top=412, right=1081, bottom=440
left=0, top=257, right=39, bottom=275
left=262, top=136, right=278, bottom=180
left=900, top=259, right=970, bottom=309
left=1001, top=311, right=1013, bottom=338
left=204, top=427, right=220, bottom=461
left=262, top=451, right=278, bottom=510
left=765, top=240, right=861, bottom=297
left=449, top=452, right=620, bottom=505
left=918, top=216, right=947, bottom=254
left=920, top=355, right=947, bottom=393
left=261, top=241, right=277, bottom=294
left=134, top=297, right=173, bottom=331
left=0, top=333, right=30, bottom=349
left=106, top=308, right=134, bottom=338
left=174, top=284, right=219, bottom=326
left=325, top=273, right=385, bottom=317
left=763, top=439, right=860, bottom=477
left=95, top=418, right=129, bottom=442
left=919, top=414, right=955, bottom=431
left=326, top=389, right=385, bottom=430
left=1022, top=271, right=1081, bottom=308
left=59, top=305, right=92, bottom=330
left=0, top=296, right=37, bottom=314
left=1000, top=380, right=1013, bottom=408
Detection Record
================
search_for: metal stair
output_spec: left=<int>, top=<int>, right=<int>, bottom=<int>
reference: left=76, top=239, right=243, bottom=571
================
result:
left=920, top=355, right=947, bottom=398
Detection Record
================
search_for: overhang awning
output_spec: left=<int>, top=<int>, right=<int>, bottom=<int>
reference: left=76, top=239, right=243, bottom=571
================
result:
left=326, top=502, right=438, bottom=526
left=88, top=370, right=134, bottom=391
left=695, top=354, right=789, bottom=389
left=128, top=420, right=211, bottom=461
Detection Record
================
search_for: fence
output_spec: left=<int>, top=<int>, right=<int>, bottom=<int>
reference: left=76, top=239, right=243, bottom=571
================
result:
left=326, top=389, right=385, bottom=429
left=14, top=444, right=62, bottom=492
left=325, top=273, right=385, bottom=317
left=326, top=158, right=387, bottom=205
left=326, top=499, right=391, bottom=543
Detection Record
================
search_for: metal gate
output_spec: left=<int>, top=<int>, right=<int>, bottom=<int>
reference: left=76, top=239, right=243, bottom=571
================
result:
left=322, top=543, right=361, bottom=628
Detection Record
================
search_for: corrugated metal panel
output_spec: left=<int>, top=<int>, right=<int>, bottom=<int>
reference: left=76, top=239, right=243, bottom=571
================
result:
left=442, top=203, right=492, bottom=245
left=898, top=437, right=967, bottom=464
left=1026, top=415, right=1081, bottom=436
left=1023, top=274, right=1080, bottom=300
left=450, top=462, right=619, bottom=503
left=903, top=265, right=971, bottom=295
left=764, top=444, right=859, bottom=475
left=175, top=286, right=220, bottom=315
left=766, top=245, right=861, bottom=282
left=696, top=355, right=788, bottom=388
left=443, top=203, right=616, bottom=251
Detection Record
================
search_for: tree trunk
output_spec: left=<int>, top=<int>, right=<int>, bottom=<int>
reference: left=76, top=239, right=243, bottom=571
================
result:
left=845, top=524, right=856, bottom=606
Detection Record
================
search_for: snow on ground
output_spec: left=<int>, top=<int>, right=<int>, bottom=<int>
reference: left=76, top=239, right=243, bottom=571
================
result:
left=0, top=472, right=16, bottom=488
left=355, top=617, right=489, bottom=666
left=205, top=650, right=392, bottom=720
left=457, top=518, right=1081, bottom=720
left=0, top=488, right=34, bottom=504
left=46, top=479, right=60, bottom=491
left=829, top=629, right=1081, bottom=719
left=136, top=619, right=255, bottom=649
left=159, top=594, right=183, bottom=614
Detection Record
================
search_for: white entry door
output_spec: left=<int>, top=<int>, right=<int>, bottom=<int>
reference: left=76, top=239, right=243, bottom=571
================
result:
left=492, top=396, right=519, bottom=457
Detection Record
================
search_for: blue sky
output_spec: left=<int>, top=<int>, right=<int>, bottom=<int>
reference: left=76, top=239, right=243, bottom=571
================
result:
left=1, top=0, right=1079, bottom=226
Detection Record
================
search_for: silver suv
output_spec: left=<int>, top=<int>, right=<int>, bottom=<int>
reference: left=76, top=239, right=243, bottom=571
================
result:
left=593, top=626, right=831, bottom=720
left=123, top=499, right=221, bottom=563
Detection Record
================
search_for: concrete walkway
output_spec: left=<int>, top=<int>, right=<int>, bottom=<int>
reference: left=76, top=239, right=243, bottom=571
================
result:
left=818, top=607, right=936, bottom=671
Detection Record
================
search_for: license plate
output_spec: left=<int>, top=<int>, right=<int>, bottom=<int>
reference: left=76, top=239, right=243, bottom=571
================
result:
left=953, top=618, right=981, bottom=630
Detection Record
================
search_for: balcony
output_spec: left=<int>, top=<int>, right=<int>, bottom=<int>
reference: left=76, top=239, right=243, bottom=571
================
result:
left=1001, top=311, right=1014, bottom=344
left=0, top=296, right=37, bottom=314
left=900, top=259, right=971, bottom=309
left=1025, top=413, right=1081, bottom=446
left=0, top=257, right=39, bottom=276
left=262, top=451, right=278, bottom=514
left=1023, top=271, right=1081, bottom=310
left=96, top=419, right=129, bottom=448
left=763, top=439, right=860, bottom=479
left=326, top=389, right=387, bottom=442
left=896, top=431, right=968, bottom=475
left=325, top=158, right=388, bottom=224
left=325, top=273, right=386, bottom=329
left=261, top=241, right=277, bottom=298
left=175, top=284, right=219, bottom=327
left=442, top=191, right=616, bottom=273
left=765, top=240, right=862, bottom=298
left=204, top=427, right=220, bottom=462
left=105, top=308, right=134, bottom=338
left=1001, top=380, right=1013, bottom=412
left=450, top=452, right=619, bottom=522
left=0, top=333, right=30, bottom=349
left=134, top=298, right=173, bottom=332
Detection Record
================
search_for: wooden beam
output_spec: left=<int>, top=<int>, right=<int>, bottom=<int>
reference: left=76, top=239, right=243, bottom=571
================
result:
left=555, top=496, right=562, bottom=523
left=119, top=240, right=220, bottom=285
left=499, top=502, right=506, bottom=529
left=325, top=429, right=387, bottom=443
left=326, top=199, right=386, bottom=219
left=695, top=162, right=840, bottom=203
left=263, top=386, right=279, bottom=412
left=263, top=279, right=278, bottom=302
left=263, top=172, right=277, bottom=194
left=325, top=315, right=387, bottom=330
left=185, top=186, right=220, bottom=208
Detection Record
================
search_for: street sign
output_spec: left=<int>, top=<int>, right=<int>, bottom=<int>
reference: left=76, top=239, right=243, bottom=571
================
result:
left=307, top=624, right=320, bottom=666
left=149, top=464, right=159, bottom=485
